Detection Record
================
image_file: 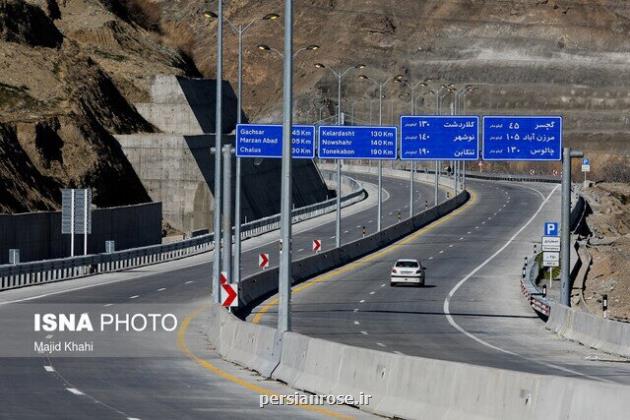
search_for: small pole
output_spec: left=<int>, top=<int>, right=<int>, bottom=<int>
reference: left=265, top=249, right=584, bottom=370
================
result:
left=542, top=284, right=547, bottom=298
left=83, top=189, right=88, bottom=256
left=603, top=294, right=608, bottom=319
left=549, top=267, right=553, bottom=290
left=70, top=189, right=75, bottom=257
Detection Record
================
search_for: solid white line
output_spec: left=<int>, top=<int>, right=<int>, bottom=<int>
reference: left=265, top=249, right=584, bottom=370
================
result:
left=44, top=366, right=55, bottom=373
left=157, top=288, right=166, bottom=292
left=66, top=388, right=84, bottom=396
left=442, top=184, right=610, bottom=383
left=129, top=295, right=139, bottom=299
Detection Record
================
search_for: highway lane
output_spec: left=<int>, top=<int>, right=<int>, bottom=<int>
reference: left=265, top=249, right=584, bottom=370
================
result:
left=251, top=178, right=630, bottom=384
left=0, top=172, right=442, bottom=419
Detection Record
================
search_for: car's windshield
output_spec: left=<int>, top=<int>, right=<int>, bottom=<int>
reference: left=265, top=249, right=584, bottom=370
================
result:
left=395, top=261, right=418, bottom=268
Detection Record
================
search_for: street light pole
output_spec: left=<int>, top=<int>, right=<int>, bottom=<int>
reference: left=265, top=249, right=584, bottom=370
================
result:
left=211, top=2, right=223, bottom=303
left=278, top=0, right=293, bottom=333
left=359, top=73, right=403, bottom=231
left=407, top=80, right=428, bottom=217
left=314, top=63, right=366, bottom=248
left=561, top=147, right=584, bottom=306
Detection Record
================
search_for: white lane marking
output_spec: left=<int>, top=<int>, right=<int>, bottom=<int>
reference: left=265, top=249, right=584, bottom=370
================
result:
left=481, top=221, right=486, bottom=225
left=157, top=288, right=166, bottom=292
left=129, top=295, right=139, bottom=300
left=354, top=321, right=360, bottom=325
left=356, top=225, right=362, bottom=228
left=45, top=334, right=53, bottom=339
left=475, top=226, right=479, bottom=229
left=439, top=250, right=444, bottom=254
left=467, top=231, right=472, bottom=234
left=459, top=237, right=464, bottom=240
left=329, top=236, right=336, bottom=239
left=360, top=331, right=368, bottom=335
left=448, top=244, right=454, bottom=248
left=128, top=418, right=141, bottom=420
left=185, top=281, right=194, bottom=285
left=442, top=185, right=609, bottom=383
left=368, top=220, right=373, bottom=223
left=353, top=308, right=359, bottom=312
left=428, top=256, right=434, bottom=260
left=359, top=299, right=366, bottom=303
left=104, top=303, right=113, bottom=307
left=297, top=248, right=304, bottom=252
left=369, top=291, right=375, bottom=295
left=487, top=217, right=492, bottom=220
left=376, top=342, right=386, bottom=348
left=381, top=283, right=386, bottom=287
left=44, top=366, right=55, bottom=373
left=344, top=230, right=349, bottom=234
left=66, top=388, right=84, bottom=396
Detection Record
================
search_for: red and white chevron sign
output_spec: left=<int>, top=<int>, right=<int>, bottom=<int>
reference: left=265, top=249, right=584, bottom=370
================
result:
left=312, top=239, right=321, bottom=253
left=259, top=253, right=269, bottom=270
left=220, top=272, right=238, bottom=307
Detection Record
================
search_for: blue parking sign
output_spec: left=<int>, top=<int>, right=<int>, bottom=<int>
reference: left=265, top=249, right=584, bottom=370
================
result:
left=544, top=222, right=559, bottom=237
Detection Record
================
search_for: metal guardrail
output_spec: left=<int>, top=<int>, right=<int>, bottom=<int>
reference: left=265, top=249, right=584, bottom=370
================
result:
left=520, top=194, right=587, bottom=317
left=0, top=174, right=365, bottom=292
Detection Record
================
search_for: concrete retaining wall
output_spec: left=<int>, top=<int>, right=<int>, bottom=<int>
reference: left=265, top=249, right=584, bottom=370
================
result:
left=0, top=202, right=161, bottom=264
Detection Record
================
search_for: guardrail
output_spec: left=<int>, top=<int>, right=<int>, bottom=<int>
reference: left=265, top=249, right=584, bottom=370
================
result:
left=520, top=194, right=587, bottom=317
left=0, top=173, right=365, bottom=292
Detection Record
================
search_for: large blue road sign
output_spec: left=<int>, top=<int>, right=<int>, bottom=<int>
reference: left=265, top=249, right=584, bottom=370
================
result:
left=400, top=116, right=479, bottom=160
left=318, top=126, right=397, bottom=160
left=236, top=124, right=315, bottom=159
left=483, top=116, right=562, bottom=161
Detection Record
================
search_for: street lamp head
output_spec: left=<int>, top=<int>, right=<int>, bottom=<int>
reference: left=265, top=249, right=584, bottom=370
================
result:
left=257, top=44, right=271, bottom=51
left=305, top=45, right=320, bottom=51
left=263, top=13, right=280, bottom=20
left=314, top=63, right=326, bottom=69
left=204, top=10, right=218, bottom=19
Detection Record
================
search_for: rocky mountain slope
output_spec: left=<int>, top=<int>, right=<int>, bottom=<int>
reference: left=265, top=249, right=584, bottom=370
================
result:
left=0, top=0, right=198, bottom=213
left=2, top=0, right=630, bottom=213
left=149, top=0, right=630, bottom=177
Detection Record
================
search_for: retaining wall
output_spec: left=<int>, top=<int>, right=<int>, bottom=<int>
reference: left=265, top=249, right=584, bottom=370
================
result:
left=0, top=202, right=161, bottom=264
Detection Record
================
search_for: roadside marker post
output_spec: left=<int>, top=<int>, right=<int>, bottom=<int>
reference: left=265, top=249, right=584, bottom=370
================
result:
left=312, top=239, right=322, bottom=253
left=258, top=253, right=270, bottom=270
left=220, top=272, right=238, bottom=308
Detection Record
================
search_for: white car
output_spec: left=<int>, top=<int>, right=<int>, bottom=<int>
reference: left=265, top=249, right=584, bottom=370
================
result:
left=390, top=259, right=425, bottom=286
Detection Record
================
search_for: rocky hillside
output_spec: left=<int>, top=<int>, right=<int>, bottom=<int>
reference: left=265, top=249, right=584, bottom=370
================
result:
left=2, top=0, right=630, bottom=213
left=146, top=0, right=630, bottom=177
left=0, top=0, right=199, bottom=213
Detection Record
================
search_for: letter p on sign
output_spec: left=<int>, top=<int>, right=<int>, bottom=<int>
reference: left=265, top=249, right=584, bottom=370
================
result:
left=544, top=222, right=559, bottom=237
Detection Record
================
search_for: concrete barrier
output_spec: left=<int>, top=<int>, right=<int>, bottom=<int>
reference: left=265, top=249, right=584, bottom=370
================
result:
left=546, top=303, right=630, bottom=358
left=208, top=305, right=630, bottom=420
left=236, top=191, right=468, bottom=311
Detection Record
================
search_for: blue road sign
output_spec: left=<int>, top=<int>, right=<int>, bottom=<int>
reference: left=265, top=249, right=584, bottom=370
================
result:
left=544, top=222, right=559, bottom=237
left=583, top=158, right=590, bottom=165
left=318, top=126, right=397, bottom=160
left=236, top=124, right=315, bottom=159
left=483, top=116, right=562, bottom=161
left=400, top=116, right=479, bottom=160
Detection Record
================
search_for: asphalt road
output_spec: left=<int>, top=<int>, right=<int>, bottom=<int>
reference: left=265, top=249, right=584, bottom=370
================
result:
left=251, top=178, right=630, bottom=385
left=0, top=172, right=441, bottom=419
